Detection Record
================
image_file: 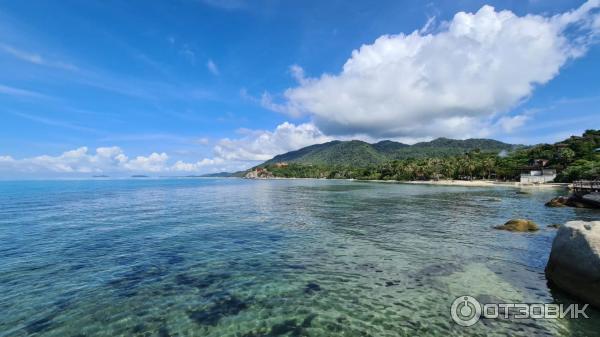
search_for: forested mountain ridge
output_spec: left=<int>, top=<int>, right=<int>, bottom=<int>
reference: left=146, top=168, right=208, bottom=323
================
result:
left=251, top=130, right=600, bottom=182
left=261, top=137, right=518, bottom=167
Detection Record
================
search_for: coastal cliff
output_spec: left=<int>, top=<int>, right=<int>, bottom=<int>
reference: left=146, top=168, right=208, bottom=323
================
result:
left=244, top=168, right=274, bottom=179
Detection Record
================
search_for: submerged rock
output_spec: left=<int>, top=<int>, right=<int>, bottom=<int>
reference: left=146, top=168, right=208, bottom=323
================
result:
left=187, top=296, right=248, bottom=326
left=304, top=282, right=321, bottom=294
left=24, top=316, right=54, bottom=334
left=547, top=224, right=561, bottom=229
left=270, top=319, right=301, bottom=336
left=494, top=219, right=539, bottom=232
left=175, top=272, right=230, bottom=290
left=545, top=221, right=600, bottom=308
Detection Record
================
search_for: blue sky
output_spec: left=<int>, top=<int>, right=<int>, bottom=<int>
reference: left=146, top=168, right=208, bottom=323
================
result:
left=0, top=0, right=599, bottom=177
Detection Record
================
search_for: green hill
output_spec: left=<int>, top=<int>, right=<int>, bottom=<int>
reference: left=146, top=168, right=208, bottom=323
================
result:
left=248, top=130, right=598, bottom=182
left=260, top=137, right=518, bottom=167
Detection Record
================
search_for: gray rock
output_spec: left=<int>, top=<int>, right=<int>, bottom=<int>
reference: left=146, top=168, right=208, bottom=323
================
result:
left=582, top=192, right=600, bottom=207
left=545, top=221, right=600, bottom=308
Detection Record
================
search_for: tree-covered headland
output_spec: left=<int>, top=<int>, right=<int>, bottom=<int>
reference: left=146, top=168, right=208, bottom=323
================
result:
left=252, top=130, right=600, bottom=182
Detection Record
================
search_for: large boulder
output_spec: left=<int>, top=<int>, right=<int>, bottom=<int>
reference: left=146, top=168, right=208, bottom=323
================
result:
left=545, top=221, right=600, bottom=308
left=582, top=192, right=600, bottom=208
left=494, top=219, right=539, bottom=232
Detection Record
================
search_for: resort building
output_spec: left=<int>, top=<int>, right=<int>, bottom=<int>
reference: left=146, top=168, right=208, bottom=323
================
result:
left=520, top=159, right=557, bottom=184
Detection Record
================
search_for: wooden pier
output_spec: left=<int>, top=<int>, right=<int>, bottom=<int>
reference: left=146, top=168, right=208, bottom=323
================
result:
left=573, top=180, right=600, bottom=193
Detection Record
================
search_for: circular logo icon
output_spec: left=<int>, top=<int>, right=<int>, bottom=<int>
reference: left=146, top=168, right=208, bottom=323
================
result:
left=451, top=296, right=481, bottom=326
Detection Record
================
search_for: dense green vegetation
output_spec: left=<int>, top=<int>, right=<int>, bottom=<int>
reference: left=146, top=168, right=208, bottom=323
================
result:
left=255, top=130, right=600, bottom=182
left=262, top=138, right=517, bottom=167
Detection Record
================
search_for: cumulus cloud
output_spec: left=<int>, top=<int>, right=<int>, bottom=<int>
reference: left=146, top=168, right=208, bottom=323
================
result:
left=171, top=158, right=225, bottom=172
left=213, top=122, right=332, bottom=161
left=0, top=147, right=226, bottom=176
left=268, top=1, right=600, bottom=138
left=123, top=152, right=169, bottom=172
left=0, top=122, right=336, bottom=176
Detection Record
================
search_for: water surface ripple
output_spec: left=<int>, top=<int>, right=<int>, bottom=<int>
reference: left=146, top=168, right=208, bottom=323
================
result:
left=0, top=179, right=598, bottom=336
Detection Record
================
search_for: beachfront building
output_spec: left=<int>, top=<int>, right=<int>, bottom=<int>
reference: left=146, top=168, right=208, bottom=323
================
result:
left=520, top=159, right=557, bottom=184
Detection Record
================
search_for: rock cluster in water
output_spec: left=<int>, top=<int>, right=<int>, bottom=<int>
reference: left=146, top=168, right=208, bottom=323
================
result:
left=494, top=219, right=539, bottom=232
left=546, top=221, right=600, bottom=308
left=546, top=192, right=600, bottom=209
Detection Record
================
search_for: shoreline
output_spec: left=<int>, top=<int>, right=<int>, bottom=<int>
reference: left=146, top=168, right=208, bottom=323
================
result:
left=356, top=179, right=569, bottom=189
left=402, top=180, right=569, bottom=189
left=243, top=176, right=570, bottom=189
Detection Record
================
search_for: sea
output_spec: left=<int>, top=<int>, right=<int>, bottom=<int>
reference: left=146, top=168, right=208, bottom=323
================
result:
left=0, top=178, right=598, bottom=336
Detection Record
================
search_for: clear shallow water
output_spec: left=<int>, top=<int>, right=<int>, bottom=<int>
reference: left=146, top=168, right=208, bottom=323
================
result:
left=0, top=178, right=599, bottom=337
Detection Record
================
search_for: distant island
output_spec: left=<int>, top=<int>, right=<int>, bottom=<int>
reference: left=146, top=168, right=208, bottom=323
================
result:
left=131, top=175, right=150, bottom=178
left=241, top=130, right=599, bottom=183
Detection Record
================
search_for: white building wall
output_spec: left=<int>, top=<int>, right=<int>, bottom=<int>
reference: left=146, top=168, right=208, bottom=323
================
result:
left=520, top=174, right=557, bottom=184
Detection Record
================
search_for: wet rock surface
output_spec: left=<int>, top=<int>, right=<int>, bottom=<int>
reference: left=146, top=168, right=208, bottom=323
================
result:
left=494, top=219, right=539, bottom=232
left=546, top=221, right=600, bottom=308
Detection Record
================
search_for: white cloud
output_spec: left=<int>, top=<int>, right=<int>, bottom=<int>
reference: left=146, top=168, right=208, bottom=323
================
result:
left=207, top=59, right=219, bottom=75
left=0, top=147, right=113, bottom=174
left=0, top=123, right=335, bottom=176
left=123, top=152, right=169, bottom=172
left=0, top=156, right=15, bottom=164
left=171, top=158, right=225, bottom=172
left=0, top=43, right=78, bottom=71
left=180, top=45, right=196, bottom=65
left=213, top=122, right=332, bottom=161
left=495, top=114, right=530, bottom=133
left=268, top=1, right=600, bottom=139
left=0, top=84, right=50, bottom=99
left=289, top=64, right=306, bottom=85
left=195, top=137, right=210, bottom=145
left=0, top=147, right=226, bottom=176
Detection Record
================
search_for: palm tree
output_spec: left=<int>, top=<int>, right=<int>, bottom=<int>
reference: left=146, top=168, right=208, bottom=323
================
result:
left=483, top=157, right=496, bottom=179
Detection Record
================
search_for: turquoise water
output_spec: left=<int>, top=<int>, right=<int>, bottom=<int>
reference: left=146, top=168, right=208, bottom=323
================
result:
left=0, top=178, right=598, bottom=336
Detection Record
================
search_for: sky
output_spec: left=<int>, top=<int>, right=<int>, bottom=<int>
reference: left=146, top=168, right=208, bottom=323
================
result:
left=0, top=0, right=599, bottom=177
